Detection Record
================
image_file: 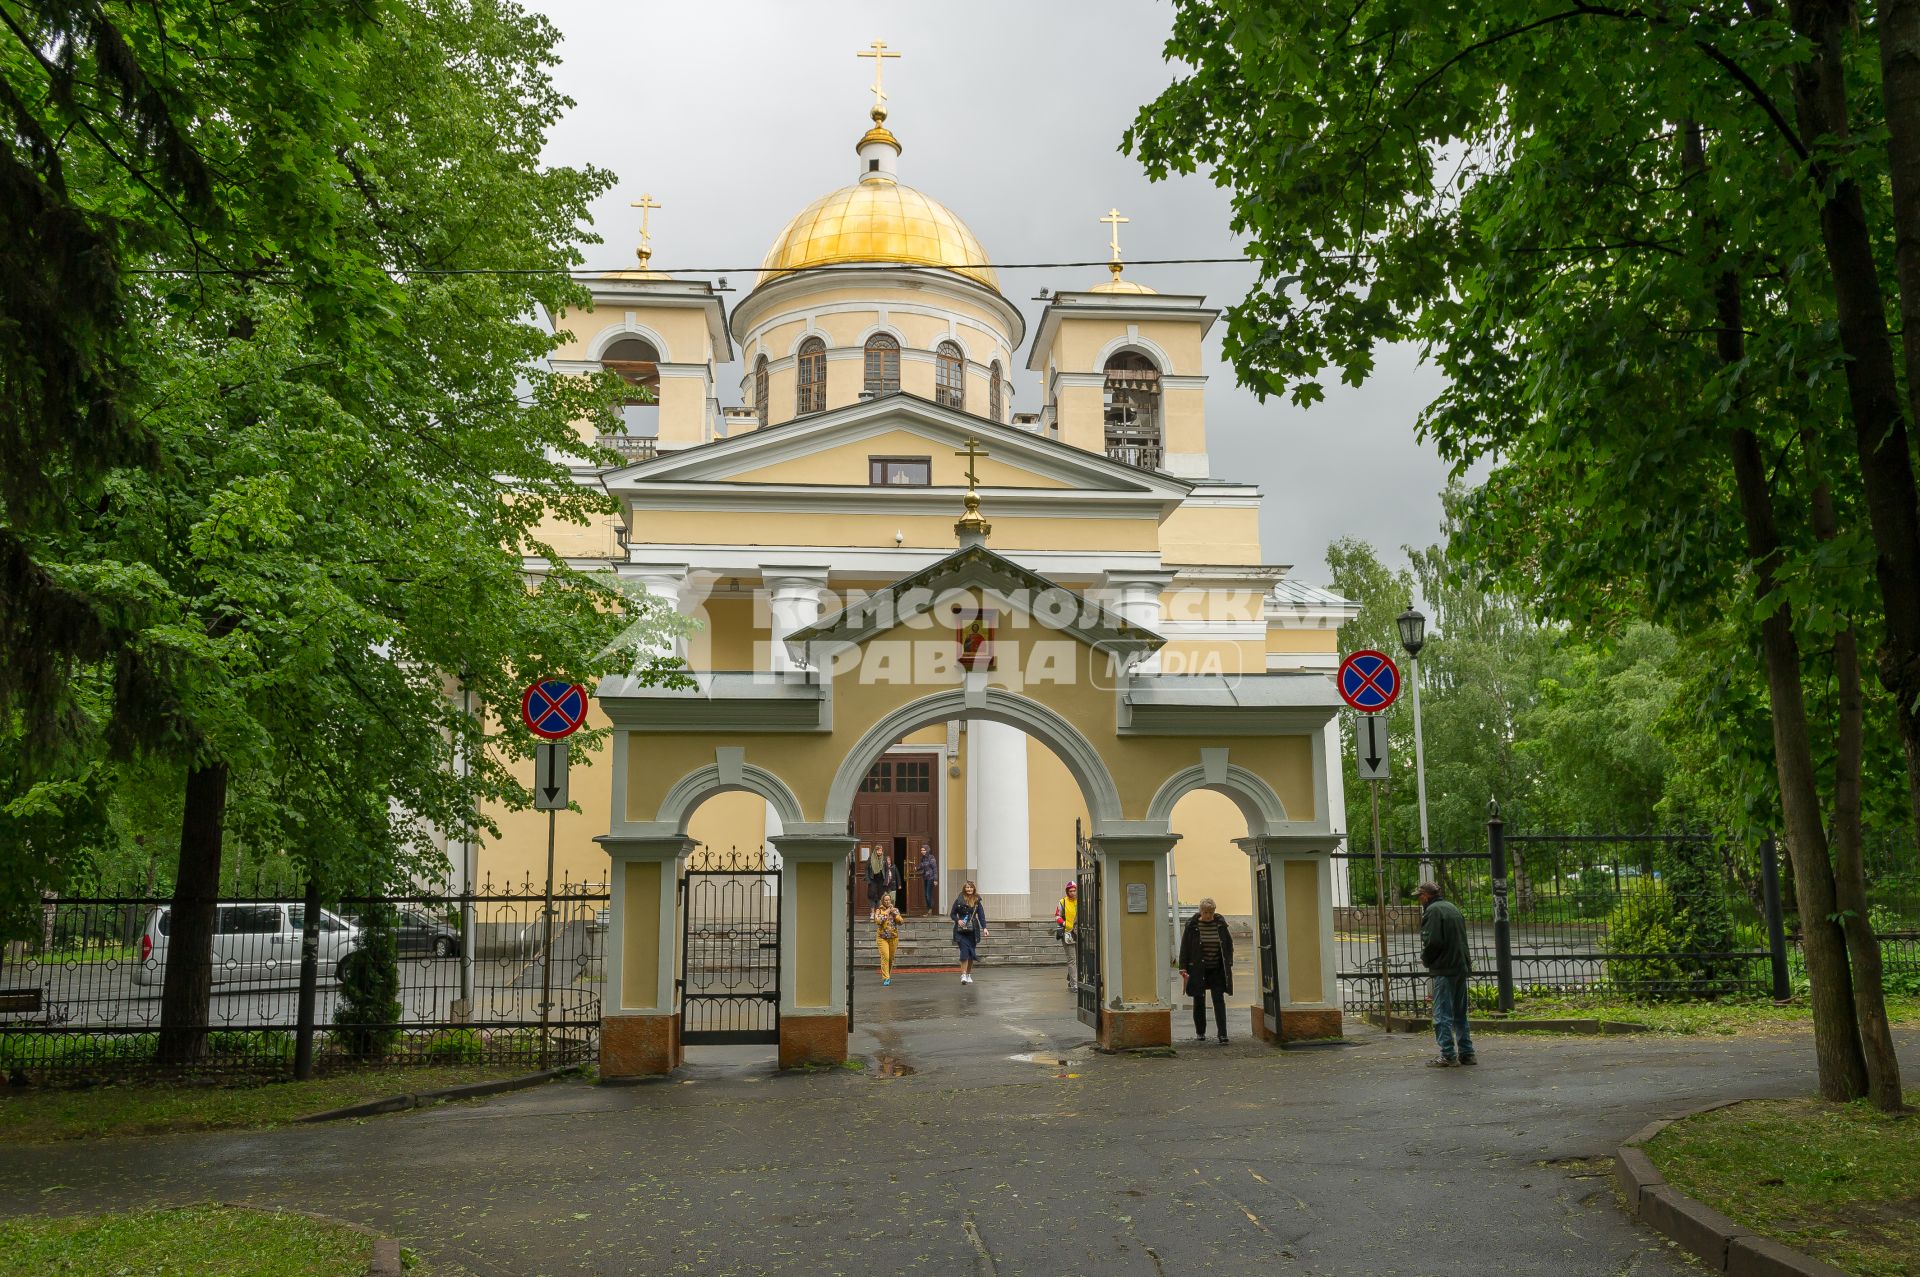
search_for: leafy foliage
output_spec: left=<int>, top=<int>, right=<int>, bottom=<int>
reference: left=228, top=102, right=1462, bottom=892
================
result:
left=332, top=903, right=401, bottom=1060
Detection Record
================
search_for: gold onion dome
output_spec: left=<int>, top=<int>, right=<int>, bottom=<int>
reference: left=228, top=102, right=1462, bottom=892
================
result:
left=758, top=171, right=999, bottom=291
left=1091, top=268, right=1157, bottom=295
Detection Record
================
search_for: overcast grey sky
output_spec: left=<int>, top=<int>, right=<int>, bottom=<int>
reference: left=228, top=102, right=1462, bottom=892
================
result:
left=531, top=0, right=1454, bottom=585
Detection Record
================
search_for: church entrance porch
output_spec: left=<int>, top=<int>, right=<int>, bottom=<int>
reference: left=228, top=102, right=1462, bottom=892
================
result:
left=595, top=539, right=1347, bottom=1075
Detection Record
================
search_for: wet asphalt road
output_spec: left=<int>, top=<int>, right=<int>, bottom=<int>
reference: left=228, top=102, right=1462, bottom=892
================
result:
left=3, top=966, right=1911, bottom=1277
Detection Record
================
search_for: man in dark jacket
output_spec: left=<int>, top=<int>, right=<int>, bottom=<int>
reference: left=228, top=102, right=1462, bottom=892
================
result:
left=1178, top=897, right=1235, bottom=1044
left=1417, top=881, right=1476, bottom=1067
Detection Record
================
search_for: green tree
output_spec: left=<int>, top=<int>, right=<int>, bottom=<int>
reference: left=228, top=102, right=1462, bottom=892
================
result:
left=1, top=1, right=684, bottom=1063
left=1128, top=1, right=1904, bottom=1106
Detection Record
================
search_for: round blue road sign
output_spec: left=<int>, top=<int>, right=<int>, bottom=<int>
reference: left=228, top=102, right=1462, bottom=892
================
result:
left=1337, top=650, right=1401, bottom=713
left=521, top=679, right=589, bottom=739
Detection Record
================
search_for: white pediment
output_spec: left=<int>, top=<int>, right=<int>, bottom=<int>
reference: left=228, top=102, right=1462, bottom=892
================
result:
left=604, top=392, right=1194, bottom=500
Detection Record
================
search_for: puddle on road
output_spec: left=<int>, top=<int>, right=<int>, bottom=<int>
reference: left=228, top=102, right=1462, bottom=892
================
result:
left=873, top=1053, right=917, bottom=1077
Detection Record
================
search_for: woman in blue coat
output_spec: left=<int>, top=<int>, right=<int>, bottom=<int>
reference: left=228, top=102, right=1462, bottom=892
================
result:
left=950, top=880, right=989, bottom=984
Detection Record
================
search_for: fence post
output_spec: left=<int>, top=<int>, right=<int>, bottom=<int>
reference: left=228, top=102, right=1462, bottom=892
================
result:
left=294, top=876, right=321, bottom=1080
left=1487, top=804, right=1515, bottom=1013
left=1760, top=835, right=1791, bottom=1004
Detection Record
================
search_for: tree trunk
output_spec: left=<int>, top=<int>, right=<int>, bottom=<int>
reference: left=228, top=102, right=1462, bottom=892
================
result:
left=1685, top=116, right=1868, bottom=1099
left=156, top=762, right=227, bottom=1065
left=1805, top=433, right=1906, bottom=1110
left=1801, top=0, right=1920, bottom=859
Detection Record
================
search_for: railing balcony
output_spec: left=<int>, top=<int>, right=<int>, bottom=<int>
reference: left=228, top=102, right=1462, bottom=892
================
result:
left=597, top=433, right=658, bottom=463
left=1105, top=441, right=1164, bottom=471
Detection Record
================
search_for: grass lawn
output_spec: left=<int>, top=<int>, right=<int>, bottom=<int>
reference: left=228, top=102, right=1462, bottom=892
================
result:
left=1647, top=1092, right=1920, bottom=1277
left=1485, top=993, right=1920, bottom=1036
left=0, top=1065, right=550, bottom=1143
left=0, top=1204, right=385, bottom=1276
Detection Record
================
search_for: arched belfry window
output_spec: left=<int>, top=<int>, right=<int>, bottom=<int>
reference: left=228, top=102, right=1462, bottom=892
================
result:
left=1103, top=351, right=1162, bottom=470
left=796, top=337, right=826, bottom=415
left=863, top=333, right=900, bottom=398
left=935, top=341, right=965, bottom=409
left=601, top=336, right=660, bottom=404
left=988, top=360, right=1004, bottom=421
left=754, top=355, right=770, bottom=427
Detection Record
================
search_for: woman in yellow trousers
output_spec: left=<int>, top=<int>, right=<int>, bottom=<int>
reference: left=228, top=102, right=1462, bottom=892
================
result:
left=872, top=892, right=904, bottom=985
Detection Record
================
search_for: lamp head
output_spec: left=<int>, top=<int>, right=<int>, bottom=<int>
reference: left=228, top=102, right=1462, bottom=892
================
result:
left=1396, top=605, right=1427, bottom=658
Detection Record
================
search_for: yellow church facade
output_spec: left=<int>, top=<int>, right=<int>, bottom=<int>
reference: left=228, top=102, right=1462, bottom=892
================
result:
left=474, top=83, right=1355, bottom=1065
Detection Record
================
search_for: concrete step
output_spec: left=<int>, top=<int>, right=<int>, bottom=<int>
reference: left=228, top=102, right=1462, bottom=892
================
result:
left=855, top=919, right=1068, bottom=967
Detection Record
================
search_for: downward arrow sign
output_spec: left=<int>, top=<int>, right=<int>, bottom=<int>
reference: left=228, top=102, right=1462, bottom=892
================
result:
left=1364, top=719, right=1384, bottom=771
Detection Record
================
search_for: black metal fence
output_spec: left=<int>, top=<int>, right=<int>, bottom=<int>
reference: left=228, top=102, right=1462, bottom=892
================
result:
left=0, top=874, right=607, bottom=1080
left=1332, top=821, right=1920, bottom=1015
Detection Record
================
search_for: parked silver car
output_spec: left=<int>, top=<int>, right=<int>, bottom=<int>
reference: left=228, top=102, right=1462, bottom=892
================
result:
left=131, top=903, right=360, bottom=987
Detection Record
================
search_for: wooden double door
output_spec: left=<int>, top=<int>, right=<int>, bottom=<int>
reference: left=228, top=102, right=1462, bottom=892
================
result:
left=852, top=753, right=941, bottom=915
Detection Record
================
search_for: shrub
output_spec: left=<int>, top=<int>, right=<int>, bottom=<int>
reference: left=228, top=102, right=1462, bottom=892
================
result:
left=333, top=902, right=402, bottom=1059
left=1606, top=839, right=1744, bottom=998
left=421, top=1028, right=484, bottom=1064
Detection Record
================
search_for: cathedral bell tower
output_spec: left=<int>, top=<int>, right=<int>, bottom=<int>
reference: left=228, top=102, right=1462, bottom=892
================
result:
left=1024, top=209, right=1219, bottom=480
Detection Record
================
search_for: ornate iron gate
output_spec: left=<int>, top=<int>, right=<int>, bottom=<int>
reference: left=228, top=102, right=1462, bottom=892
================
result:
left=1074, top=820, right=1102, bottom=1028
left=1254, top=855, right=1280, bottom=1026
left=678, top=847, right=780, bottom=1045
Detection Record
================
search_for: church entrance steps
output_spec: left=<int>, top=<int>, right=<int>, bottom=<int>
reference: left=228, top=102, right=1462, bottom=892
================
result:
left=855, top=917, right=1067, bottom=968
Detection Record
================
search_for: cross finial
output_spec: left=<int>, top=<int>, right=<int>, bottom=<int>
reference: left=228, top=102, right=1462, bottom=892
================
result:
left=630, top=193, right=661, bottom=267
left=955, top=437, right=987, bottom=491
left=1101, top=207, right=1130, bottom=263
left=857, top=40, right=901, bottom=118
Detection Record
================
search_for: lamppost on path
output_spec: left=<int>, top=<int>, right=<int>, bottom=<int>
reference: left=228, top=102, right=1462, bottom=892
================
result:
left=1396, top=606, right=1432, bottom=884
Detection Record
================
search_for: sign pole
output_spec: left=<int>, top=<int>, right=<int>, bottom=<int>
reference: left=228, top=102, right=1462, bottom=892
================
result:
left=1371, top=778, right=1391, bottom=1030
left=540, top=792, right=556, bottom=1071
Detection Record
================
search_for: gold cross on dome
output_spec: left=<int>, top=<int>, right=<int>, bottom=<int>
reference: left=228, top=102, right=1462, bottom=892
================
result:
left=1101, top=207, right=1130, bottom=263
left=954, top=437, right=987, bottom=491
left=630, top=193, right=661, bottom=261
left=857, top=40, right=901, bottom=114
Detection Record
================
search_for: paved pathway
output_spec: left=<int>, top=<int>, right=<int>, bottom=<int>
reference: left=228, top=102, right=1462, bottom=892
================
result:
left=3, top=968, right=1911, bottom=1276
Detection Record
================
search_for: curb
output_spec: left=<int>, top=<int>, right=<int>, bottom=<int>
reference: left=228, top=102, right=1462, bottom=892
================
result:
left=1363, top=1012, right=1652, bottom=1035
left=1615, top=1099, right=1850, bottom=1277
left=220, top=1202, right=402, bottom=1276
left=296, top=1063, right=583, bottom=1124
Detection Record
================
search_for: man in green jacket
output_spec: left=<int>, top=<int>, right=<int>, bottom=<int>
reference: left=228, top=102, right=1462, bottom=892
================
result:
left=1417, top=881, right=1476, bottom=1067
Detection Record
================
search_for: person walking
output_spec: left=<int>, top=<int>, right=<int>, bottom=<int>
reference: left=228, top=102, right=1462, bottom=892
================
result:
left=872, top=892, right=904, bottom=986
left=1416, top=880, right=1476, bottom=1067
left=950, top=880, right=989, bottom=984
left=1054, top=881, right=1079, bottom=990
left=868, top=846, right=896, bottom=910
left=1178, top=897, right=1234, bottom=1043
left=916, top=843, right=939, bottom=915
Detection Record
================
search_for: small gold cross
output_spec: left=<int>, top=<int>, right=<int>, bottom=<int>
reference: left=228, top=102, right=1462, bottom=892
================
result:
left=857, top=40, right=901, bottom=115
left=1100, top=207, right=1130, bottom=263
left=954, top=437, right=987, bottom=491
left=630, top=193, right=661, bottom=263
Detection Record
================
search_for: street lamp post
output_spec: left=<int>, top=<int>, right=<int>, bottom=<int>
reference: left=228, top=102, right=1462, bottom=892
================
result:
left=1396, top=606, right=1432, bottom=883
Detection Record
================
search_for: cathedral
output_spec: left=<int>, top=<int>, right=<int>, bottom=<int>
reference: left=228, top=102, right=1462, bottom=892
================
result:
left=477, top=59, right=1355, bottom=938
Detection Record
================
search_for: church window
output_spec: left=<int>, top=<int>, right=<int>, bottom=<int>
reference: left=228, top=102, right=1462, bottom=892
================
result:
left=601, top=336, right=659, bottom=404
left=935, top=341, right=965, bottom=409
left=863, top=333, right=900, bottom=397
left=754, top=355, right=770, bottom=427
left=1102, top=351, right=1162, bottom=470
left=869, top=456, right=931, bottom=486
left=988, top=360, right=1004, bottom=421
left=796, top=337, right=826, bottom=415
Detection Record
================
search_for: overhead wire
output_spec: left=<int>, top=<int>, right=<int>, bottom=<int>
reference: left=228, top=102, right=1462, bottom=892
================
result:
left=124, top=255, right=1276, bottom=279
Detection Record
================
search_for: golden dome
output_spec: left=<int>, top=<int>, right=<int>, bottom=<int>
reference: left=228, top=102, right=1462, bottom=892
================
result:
left=759, top=180, right=998, bottom=290
left=1090, top=276, right=1157, bottom=295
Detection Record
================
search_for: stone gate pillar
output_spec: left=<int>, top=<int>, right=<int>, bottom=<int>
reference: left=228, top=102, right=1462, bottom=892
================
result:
left=597, top=833, right=695, bottom=1078
left=1089, top=832, right=1179, bottom=1049
left=770, top=832, right=857, bottom=1067
left=1239, top=835, right=1342, bottom=1043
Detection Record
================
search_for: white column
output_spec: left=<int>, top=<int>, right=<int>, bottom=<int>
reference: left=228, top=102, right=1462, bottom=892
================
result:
left=762, top=567, right=829, bottom=673
left=1326, top=717, right=1352, bottom=906
left=1104, top=570, right=1174, bottom=674
left=969, top=719, right=1031, bottom=919
left=624, top=562, right=689, bottom=667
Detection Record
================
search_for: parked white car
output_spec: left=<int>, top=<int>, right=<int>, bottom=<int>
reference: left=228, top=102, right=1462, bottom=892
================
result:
left=132, top=903, right=360, bottom=987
